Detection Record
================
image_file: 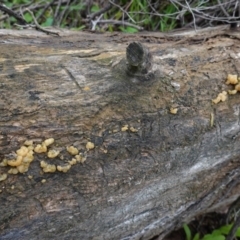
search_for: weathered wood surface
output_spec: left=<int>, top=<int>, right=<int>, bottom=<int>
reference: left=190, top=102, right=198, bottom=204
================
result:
left=0, top=26, right=240, bottom=240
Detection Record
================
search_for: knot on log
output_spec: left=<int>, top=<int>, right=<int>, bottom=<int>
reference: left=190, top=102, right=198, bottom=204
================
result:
left=126, top=42, right=154, bottom=81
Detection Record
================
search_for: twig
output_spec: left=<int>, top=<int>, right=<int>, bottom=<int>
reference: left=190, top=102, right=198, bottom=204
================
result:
left=92, top=19, right=144, bottom=31
left=185, top=0, right=197, bottom=31
left=53, top=0, right=62, bottom=26
left=87, top=1, right=114, bottom=20
left=91, top=14, right=103, bottom=31
left=36, top=0, right=56, bottom=21
left=108, top=0, right=136, bottom=24
left=217, top=0, right=230, bottom=17
left=0, top=3, right=27, bottom=25
left=56, top=0, right=71, bottom=27
left=25, top=8, right=59, bottom=36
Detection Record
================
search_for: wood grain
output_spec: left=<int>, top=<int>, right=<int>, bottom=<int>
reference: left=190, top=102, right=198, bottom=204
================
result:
left=0, top=27, right=240, bottom=240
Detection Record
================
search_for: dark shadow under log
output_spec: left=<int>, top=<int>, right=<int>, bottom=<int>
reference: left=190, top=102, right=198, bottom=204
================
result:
left=0, top=27, right=240, bottom=240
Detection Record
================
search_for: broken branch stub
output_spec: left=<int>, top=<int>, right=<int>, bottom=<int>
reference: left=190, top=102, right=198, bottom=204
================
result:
left=126, top=41, right=153, bottom=80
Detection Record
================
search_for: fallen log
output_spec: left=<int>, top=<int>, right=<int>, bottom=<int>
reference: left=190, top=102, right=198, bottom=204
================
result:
left=0, top=26, right=240, bottom=240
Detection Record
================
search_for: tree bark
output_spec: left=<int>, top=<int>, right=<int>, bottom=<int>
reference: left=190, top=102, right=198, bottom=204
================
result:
left=0, top=26, right=240, bottom=240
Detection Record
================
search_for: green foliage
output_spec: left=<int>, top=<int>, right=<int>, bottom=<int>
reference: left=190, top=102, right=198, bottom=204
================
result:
left=118, top=26, right=138, bottom=33
left=0, top=0, right=238, bottom=31
left=183, top=223, right=240, bottom=240
left=41, top=17, right=53, bottom=27
left=91, top=4, right=100, bottom=13
left=183, top=223, right=192, bottom=240
left=23, top=12, right=32, bottom=23
left=160, top=4, right=178, bottom=32
left=4, top=0, right=31, bottom=7
left=69, top=4, right=84, bottom=11
left=193, top=233, right=200, bottom=240
left=0, top=0, right=180, bottom=32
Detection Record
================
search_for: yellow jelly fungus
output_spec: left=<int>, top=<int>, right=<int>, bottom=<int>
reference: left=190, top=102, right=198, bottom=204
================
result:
left=17, top=164, right=29, bottom=173
left=228, top=89, right=237, bottom=95
left=121, top=125, right=129, bottom=132
left=44, top=138, right=55, bottom=147
left=40, top=161, right=47, bottom=168
left=22, top=154, right=34, bottom=163
left=34, top=143, right=47, bottom=153
left=75, top=154, right=82, bottom=162
left=74, top=154, right=86, bottom=163
left=79, top=155, right=87, bottom=164
left=86, top=142, right=95, bottom=150
left=8, top=144, right=34, bottom=167
left=16, top=146, right=29, bottom=156
left=83, top=86, right=90, bottom=91
left=212, top=91, right=227, bottom=104
left=170, top=107, right=178, bottom=114
left=7, top=156, right=23, bottom=167
left=129, top=127, right=138, bottom=132
left=40, top=161, right=56, bottom=173
left=0, top=159, right=8, bottom=167
left=0, top=173, right=7, bottom=181
left=27, top=145, right=34, bottom=151
left=226, top=74, right=238, bottom=85
left=66, top=146, right=79, bottom=155
left=8, top=168, right=19, bottom=174
left=23, top=140, right=33, bottom=146
left=68, top=158, right=77, bottom=165
left=57, top=164, right=71, bottom=173
left=47, top=149, right=60, bottom=158
left=103, top=149, right=108, bottom=154
left=235, top=83, right=240, bottom=92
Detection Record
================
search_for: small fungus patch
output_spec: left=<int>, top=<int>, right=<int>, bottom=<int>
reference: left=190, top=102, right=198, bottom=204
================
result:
left=129, top=127, right=138, bottom=132
left=0, top=174, right=7, bottom=182
left=24, top=140, right=33, bottom=146
left=41, top=179, right=46, bottom=183
left=170, top=107, right=178, bottom=114
left=213, top=74, right=240, bottom=104
left=0, top=137, right=92, bottom=183
left=40, top=161, right=56, bottom=173
left=235, top=83, right=240, bottom=92
left=228, top=89, right=237, bottom=95
left=212, top=91, right=227, bottom=104
left=68, top=158, right=77, bottom=165
left=44, top=138, right=55, bottom=147
left=121, top=125, right=129, bottom=132
left=47, top=149, right=60, bottom=158
left=57, top=164, right=71, bottom=173
left=86, top=142, right=95, bottom=150
left=75, top=154, right=86, bottom=164
left=8, top=168, right=18, bottom=175
left=226, top=74, right=238, bottom=85
left=66, top=146, right=79, bottom=155
left=34, top=144, right=47, bottom=153
left=0, top=159, right=7, bottom=167
left=4, top=144, right=35, bottom=174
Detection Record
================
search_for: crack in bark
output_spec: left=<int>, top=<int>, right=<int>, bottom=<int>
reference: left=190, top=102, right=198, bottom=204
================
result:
left=63, top=66, right=82, bottom=91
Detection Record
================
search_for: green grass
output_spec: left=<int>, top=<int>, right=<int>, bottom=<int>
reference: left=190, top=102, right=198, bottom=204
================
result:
left=183, top=223, right=240, bottom=240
